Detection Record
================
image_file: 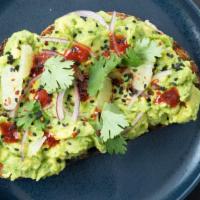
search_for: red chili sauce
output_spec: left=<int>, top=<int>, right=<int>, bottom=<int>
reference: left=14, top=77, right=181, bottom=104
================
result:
left=110, top=34, right=128, bottom=54
left=31, top=51, right=54, bottom=77
left=35, top=89, right=52, bottom=108
left=65, top=43, right=91, bottom=63
left=0, top=122, right=19, bottom=143
left=155, top=87, right=180, bottom=108
left=44, top=132, right=59, bottom=148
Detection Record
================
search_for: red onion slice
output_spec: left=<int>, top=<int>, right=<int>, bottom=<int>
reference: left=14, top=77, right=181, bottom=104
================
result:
left=56, top=91, right=65, bottom=120
left=152, top=70, right=172, bottom=81
left=71, top=10, right=109, bottom=30
left=72, top=84, right=80, bottom=122
left=21, top=131, right=28, bottom=161
left=109, top=11, right=116, bottom=33
left=29, top=136, right=47, bottom=156
left=109, top=11, right=120, bottom=55
left=131, top=112, right=144, bottom=127
left=40, top=36, right=69, bottom=44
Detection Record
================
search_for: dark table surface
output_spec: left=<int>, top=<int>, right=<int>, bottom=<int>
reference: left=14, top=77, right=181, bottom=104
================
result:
left=186, top=1, right=200, bottom=199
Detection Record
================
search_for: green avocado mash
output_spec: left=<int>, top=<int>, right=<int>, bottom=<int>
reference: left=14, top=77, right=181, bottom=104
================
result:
left=0, top=11, right=200, bottom=180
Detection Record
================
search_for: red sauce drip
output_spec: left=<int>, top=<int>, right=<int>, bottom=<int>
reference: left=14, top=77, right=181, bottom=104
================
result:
left=65, top=43, right=91, bottom=63
left=31, top=51, right=54, bottom=77
left=72, top=131, right=78, bottom=138
left=155, top=87, right=180, bottom=107
left=0, top=122, right=19, bottom=143
left=77, top=74, right=89, bottom=102
left=102, top=50, right=110, bottom=57
left=35, top=89, right=52, bottom=108
left=110, top=34, right=128, bottom=54
left=44, top=132, right=59, bottom=148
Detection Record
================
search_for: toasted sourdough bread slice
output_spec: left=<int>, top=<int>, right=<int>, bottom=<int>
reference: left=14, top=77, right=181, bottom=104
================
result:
left=0, top=11, right=200, bottom=180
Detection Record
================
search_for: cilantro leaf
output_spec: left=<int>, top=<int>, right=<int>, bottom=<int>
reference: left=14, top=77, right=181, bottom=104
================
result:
left=100, top=103, right=129, bottom=142
left=106, top=136, right=127, bottom=155
left=40, top=56, right=74, bottom=93
left=15, top=101, right=50, bottom=131
left=123, top=38, right=162, bottom=67
left=88, top=54, right=121, bottom=96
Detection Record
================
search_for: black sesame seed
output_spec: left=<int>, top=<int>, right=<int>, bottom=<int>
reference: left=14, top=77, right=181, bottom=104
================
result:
left=56, top=158, right=62, bottom=163
left=161, top=66, right=168, bottom=71
left=119, top=86, right=123, bottom=94
left=14, top=98, right=18, bottom=103
left=73, top=33, right=77, bottom=38
left=14, top=148, right=19, bottom=151
left=51, top=47, right=57, bottom=51
left=73, top=127, right=76, bottom=131
left=172, top=63, right=184, bottom=71
left=147, top=98, right=151, bottom=102
left=15, top=65, right=20, bottom=71
left=132, top=36, right=136, bottom=39
left=90, top=100, right=95, bottom=103
left=19, top=102, right=24, bottom=107
left=96, top=23, right=99, bottom=27
left=166, top=53, right=174, bottom=58
left=125, top=26, right=129, bottom=30
left=57, top=121, right=61, bottom=125
left=19, top=40, right=22, bottom=44
left=88, top=30, right=93, bottom=33
left=55, top=31, right=59, bottom=34
left=122, top=99, right=126, bottom=103
left=5, top=51, right=11, bottom=55
left=113, top=88, right=117, bottom=93
left=174, top=78, right=178, bottom=81
left=33, top=132, right=37, bottom=136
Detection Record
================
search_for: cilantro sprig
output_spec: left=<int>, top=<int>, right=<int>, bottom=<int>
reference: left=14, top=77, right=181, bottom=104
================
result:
left=99, top=103, right=129, bottom=154
left=40, top=56, right=74, bottom=93
left=88, top=54, right=121, bottom=96
left=15, top=101, right=50, bottom=131
left=123, top=38, right=162, bottom=67
left=106, top=136, right=127, bottom=155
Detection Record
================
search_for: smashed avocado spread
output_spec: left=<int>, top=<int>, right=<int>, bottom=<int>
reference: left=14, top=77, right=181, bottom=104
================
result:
left=0, top=11, right=200, bottom=180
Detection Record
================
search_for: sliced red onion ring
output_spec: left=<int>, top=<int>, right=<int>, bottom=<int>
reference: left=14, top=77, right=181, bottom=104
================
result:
left=72, top=84, right=80, bottom=122
left=40, top=36, right=69, bottom=44
left=129, top=90, right=143, bottom=106
left=21, top=131, right=28, bottom=161
left=41, top=50, right=59, bottom=56
left=70, top=10, right=109, bottom=30
left=29, top=136, right=47, bottom=156
left=152, top=70, right=172, bottom=81
left=109, top=11, right=120, bottom=55
left=56, top=91, right=65, bottom=120
left=145, top=20, right=163, bottom=34
left=109, top=11, right=116, bottom=33
left=131, top=112, right=144, bottom=127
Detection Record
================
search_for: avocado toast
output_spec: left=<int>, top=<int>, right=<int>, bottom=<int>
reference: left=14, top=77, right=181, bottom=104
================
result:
left=0, top=11, right=200, bottom=180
